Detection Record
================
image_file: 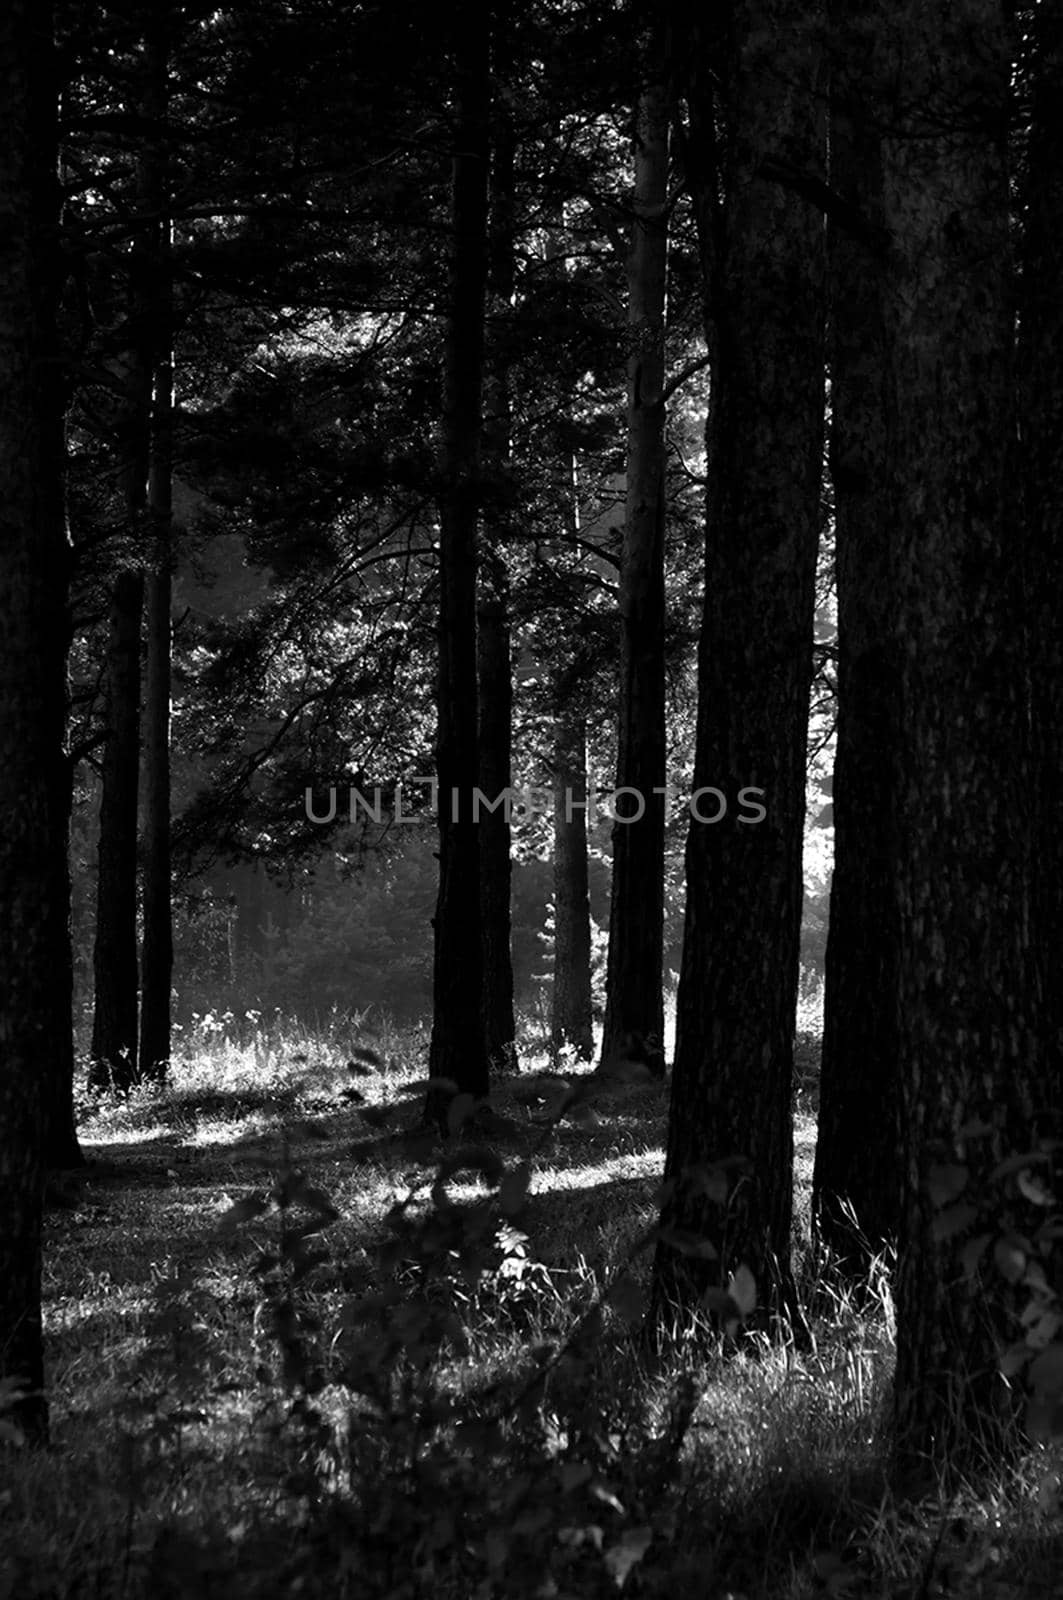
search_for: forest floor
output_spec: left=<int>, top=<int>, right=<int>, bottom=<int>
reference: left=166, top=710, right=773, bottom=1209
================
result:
left=3, top=1005, right=1062, bottom=1600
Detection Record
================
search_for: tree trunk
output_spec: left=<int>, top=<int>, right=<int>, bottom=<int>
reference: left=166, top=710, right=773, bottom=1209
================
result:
left=478, top=64, right=517, bottom=1072
left=552, top=713, right=594, bottom=1059
left=600, top=45, right=669, bottom=1076
left=426, top=8, right=491, bottom=1123
left=90, top=567, right=143, bottom=1091
left=478, top=592, right=515, bottom=1068
left=1023, top=3, right=1063, bottom=1096
left=650, top=0, right=826, bottom=1328
left=0, top=0, right=53, bottom=1443
left=46, top=760, right=82, bottom=1169
left=883, top=0, right=1040, bottom=1478
left=90, top=17, right=172, bottom=1093
left=811, top=1, right=896, bottom=1272
left=31, top=5, right=81, bottom=1169
left=139, top=367, right=173, bottom=1081
left=139, top=21, right=173, bottom=1082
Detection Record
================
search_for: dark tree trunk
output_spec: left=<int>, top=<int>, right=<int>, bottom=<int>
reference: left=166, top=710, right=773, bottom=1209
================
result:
left=478, top=591, right=515, bottom=1068
left=551, top=713, right=594, bottom=1060
left=90, top=17, right=171, bottom=1093
left=426, top=8, right=491, bottom=1123
left=601, top=45, right=669, bottom=1075
left=1023, top=4, right=1063, bottom=1093
left=31, top=6, right=81, bottom=1169
left=0, top=0, right=54, bottom=1443
left=650, top=0, right=826, bottom=1327
left=90, top=565, right=144, bottom=1091
left=812, top=2, right=896, bottom=1272
left=139, top=370, right=173, bottom=1082
left=139, top=24, right=173, bottom=1082
left=46, top=760, right=82, bottom=1169
left=883, top=0, right=1041, bottom=1478
left=478, top=65, right=517, bottom=1072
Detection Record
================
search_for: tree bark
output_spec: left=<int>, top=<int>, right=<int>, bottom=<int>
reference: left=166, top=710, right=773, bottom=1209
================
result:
left=650, top=0, right=826, bottom=1327
left=90, top=566, right=143, bottom=1091
left=883, top=0, right=1041, bottom=1477
left=90, top=15, right=173, bottom=1092
left=139, top=18, right=173, bottom=1083
left=426, top=7, right=491, bottom=1123
left=600, top=41, right=669, bottom=1076
left=478, top=592, right=515, bottom=1068
left=812, top=1, right=897, bottom=1273
left=139, top=368, right=173, bottom=1081
left=31, top=4, right=81, bottom=1168
left=0, top=0, right=53, bottom=1443
left=552, top=713, right=595, bottom=1059
left=1022, top=3, right=1063, bottom=1098
left=478, top=61, right=517, bottom=1072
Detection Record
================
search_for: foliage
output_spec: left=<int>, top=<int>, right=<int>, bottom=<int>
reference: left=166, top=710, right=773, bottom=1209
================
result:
left=927, top=1128, right=1063, bottom=1450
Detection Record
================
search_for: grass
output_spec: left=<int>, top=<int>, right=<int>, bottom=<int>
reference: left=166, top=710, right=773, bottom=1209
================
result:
left=2, top=1006, right=1062, bottom=1598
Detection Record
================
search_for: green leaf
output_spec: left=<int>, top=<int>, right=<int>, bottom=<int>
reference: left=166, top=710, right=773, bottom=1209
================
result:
left=728, top=1264, right=757, bottom=1317
left=994, top=1236, right=1027, bottom=1284
left=589, top=1481, right=625, bottom=1515
left=1018, top=1169, right=1056, bottom=1207
left=700, top=1287, right=739, bottom=1317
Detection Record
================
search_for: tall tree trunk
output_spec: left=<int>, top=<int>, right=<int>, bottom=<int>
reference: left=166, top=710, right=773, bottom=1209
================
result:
left=650, top=0, right=826, bottom=1328
left=478, top=61, right=517, bottom=1071
left=811, top=2, right=896, bottom=1272
left=0, top=0, right=54, bottom=1443
left=139, top=20, right=173, bottom=1083
left=139, top=365, right=172, bottom=1081
left=32, top=3, right=81, bottom=1168
left=90, top=567, right=143, bottom=1091
left=1023, top=3, right=1063, bottom=1095
left=884, top=0, right=1040, bottom=1477
left=552, top=712, right=594, bottom=1059
left=90, top=17, right=172, bottom=1092
left=478, top=590, right=515, bottom=1067
left=426, top=8, right=491, bottom=1123
left=601, top=41, right=669, bottom=1076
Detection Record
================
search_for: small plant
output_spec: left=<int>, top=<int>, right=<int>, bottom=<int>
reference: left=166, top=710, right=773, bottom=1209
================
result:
left=205, top=1069, right=752, bottom=1596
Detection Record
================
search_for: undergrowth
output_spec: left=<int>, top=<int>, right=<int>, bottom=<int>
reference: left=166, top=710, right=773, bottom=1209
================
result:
left=2, top=1010, right=1062, bottom=1599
